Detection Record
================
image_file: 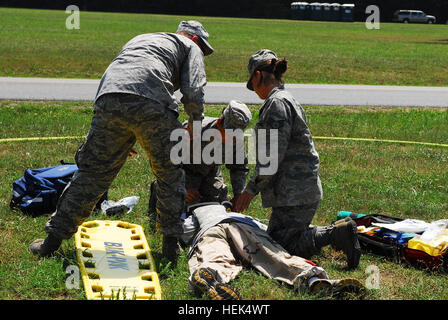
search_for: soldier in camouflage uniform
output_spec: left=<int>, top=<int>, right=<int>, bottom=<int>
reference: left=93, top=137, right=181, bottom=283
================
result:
left=148, top=100, right=252, bottom=214
left=234, top=50, right=361, bottom=269
left=30, top=21, right=214, bottom=264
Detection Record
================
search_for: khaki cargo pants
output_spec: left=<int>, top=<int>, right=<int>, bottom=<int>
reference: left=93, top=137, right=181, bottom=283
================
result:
left=45, top=93, right=186, bottom=239
left=188, top=222, right=328, bottom=289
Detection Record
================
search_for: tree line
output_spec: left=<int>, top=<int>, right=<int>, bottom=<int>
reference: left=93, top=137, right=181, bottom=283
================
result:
left=2, top=0, right=447, bottom=23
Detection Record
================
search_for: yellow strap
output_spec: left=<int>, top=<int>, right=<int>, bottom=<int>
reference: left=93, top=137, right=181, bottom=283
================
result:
left=0, top=136, right=85, bottom=143
left=313, top=136, right=448, bottom=148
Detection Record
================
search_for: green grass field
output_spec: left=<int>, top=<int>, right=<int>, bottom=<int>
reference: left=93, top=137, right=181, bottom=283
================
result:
left=0, top=101, right=447, bottom=300
left=1, top=7, right=448, bottom=86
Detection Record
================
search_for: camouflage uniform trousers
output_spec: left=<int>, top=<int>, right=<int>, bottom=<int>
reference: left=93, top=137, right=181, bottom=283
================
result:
left=267, top=201, right=323, bottom=259
left=188, top=222, right=327, bottom=287
left=45, top=93, right=186, bottom=239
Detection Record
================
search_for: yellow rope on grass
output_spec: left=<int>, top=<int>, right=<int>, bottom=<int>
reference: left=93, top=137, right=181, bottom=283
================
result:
left=0, top=136, right=85, bottom=143
left=313, top=136, right=448, bottom=148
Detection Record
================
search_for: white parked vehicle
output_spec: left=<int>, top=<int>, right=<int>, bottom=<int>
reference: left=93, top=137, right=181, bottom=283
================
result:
left=393, top=10, right=436, bottom=24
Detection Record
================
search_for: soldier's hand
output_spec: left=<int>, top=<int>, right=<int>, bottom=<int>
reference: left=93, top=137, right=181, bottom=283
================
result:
left=186, top=189, right=200, bottom=203
left=230, top=193, right=242, bottom=209
left=185, top=126, right=193, bottom=141
left=233, top=191, right=254, bottom=213
left=186, top=119, right=202, bottom=141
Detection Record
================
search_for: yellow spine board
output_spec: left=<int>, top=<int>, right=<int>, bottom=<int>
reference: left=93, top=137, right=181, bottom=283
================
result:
left=407, top=232, right=448, bottom=257
left=74, top=220, right=162, bottom=300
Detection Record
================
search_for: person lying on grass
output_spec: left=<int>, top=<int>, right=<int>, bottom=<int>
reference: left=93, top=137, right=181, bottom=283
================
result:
left=182, top=204, right=365, bottom=300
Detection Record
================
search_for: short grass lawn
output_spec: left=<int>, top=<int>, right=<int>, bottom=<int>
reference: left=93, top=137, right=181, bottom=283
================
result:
left=1, top=7, right=448, bottom=86
left=0, top=101, right=447, bottom=300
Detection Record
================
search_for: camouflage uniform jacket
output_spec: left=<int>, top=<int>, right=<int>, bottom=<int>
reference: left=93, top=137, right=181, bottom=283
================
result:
left=183, top=117, right=249, bottom=195
left=244, top=85, right=323, bottom=207
left=94, top=32, right=206, bottom=121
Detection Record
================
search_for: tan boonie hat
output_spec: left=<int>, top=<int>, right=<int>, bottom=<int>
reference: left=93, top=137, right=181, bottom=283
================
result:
left=222, top=100, right=252, bottom=130
left=246, top=49, right=278, bottom=91
left=177, top=20, right=214, bottom=56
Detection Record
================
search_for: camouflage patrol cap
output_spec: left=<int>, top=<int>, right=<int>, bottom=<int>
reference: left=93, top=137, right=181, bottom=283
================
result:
left=222, top=100, right=252, bottom=130
left=246, top=49, right=278, bottom=91
left=177, top=20, right=214, bottom=56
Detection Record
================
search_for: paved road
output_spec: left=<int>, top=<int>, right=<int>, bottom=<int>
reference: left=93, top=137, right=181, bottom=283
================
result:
left=1, top=77, right=447, bottom=107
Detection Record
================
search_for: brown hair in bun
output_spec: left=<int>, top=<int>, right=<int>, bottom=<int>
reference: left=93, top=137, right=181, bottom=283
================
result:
left=273, top=58, right=287, bottom=79
left=257, top=57, right=288, bottom=86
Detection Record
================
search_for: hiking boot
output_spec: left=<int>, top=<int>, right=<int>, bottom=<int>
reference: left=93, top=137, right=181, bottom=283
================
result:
left=190, top=268, right=241, bottom=300
left=29, top=234, right=62, bottom=257
left=314, top=219, right=361, bottom=269
left=162, top=235, right=179, bottom=266
left=148, top=180, right=158, bottom=217
left=330, top=219, right=361, bottom=269
left=309, top=278, right=365, bottom=297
